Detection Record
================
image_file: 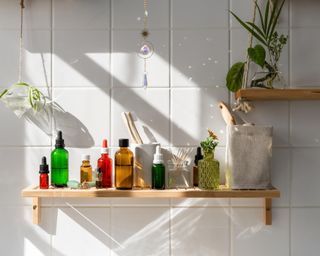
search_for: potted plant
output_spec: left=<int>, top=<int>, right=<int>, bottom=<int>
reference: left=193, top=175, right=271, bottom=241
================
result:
left=226, top=0, right=288, bottom=92
left=198, top=129, right=220, bottom=190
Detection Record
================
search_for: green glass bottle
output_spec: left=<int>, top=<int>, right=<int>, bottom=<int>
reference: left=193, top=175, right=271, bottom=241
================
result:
left=51, top=131, right=69, bottom=187
left=152, top=145, right=165, bottom=189
left=198, top=151, right=219, bottom=190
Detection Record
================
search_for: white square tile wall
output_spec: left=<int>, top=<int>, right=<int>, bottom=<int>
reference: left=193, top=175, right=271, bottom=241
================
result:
left=0, top=0, right=319, bottom=255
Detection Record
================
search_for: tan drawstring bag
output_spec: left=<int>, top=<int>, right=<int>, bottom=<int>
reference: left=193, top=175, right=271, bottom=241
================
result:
left=226, top=124, right=273, bottom=189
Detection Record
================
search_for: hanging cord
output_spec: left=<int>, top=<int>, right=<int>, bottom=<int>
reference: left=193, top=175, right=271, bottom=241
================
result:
left=234, top=0, right=257, bottom=113
left=142, top=0, right=149, bottom=88
left=143, top=0, right=148, bottom=33
left=18, top=0, right=25, bottom=83
left=242, top=0, right=257, bottom=89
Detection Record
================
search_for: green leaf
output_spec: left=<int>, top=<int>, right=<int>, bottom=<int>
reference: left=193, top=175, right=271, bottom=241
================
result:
left=269, top=0, right=286, bottom=41
left=248, top=44, right=266, bottom=68
left=246, top=21, right=267, bottom=39
left=255, top=2, right=266, bottom=33
left=264, top=0, right=270, bottom=34
left=230, top=11, right=268, bottom=47
left=266, top=0, right=278, bottom=39
left=14, top=82, right=30, bottom=87
left=0, top=89, right=8, bottom=98
left=226, top=62, right=245, bottom=92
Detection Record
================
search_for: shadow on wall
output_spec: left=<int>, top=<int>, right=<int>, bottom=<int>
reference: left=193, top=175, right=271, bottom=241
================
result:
left=7, top=2, right=229, bottom=255
left=22, top=99, right=94, bottom=148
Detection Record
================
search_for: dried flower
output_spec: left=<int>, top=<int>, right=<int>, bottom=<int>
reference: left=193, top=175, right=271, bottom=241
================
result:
left=208, top=129, right=218, bottom=140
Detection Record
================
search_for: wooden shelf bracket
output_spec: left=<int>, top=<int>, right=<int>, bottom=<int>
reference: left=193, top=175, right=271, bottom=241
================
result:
left=32, top=197, right=40, bottom=225
left=264, top=198, right=272, bottom=225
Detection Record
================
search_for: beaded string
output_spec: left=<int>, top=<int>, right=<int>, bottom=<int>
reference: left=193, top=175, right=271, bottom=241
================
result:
left=143, top=0, right=148, bottom=88
left=138, top=0, right=154, bottom=89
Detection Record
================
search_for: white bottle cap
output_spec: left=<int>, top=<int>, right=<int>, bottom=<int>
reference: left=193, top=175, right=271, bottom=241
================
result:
left=82, top=154, right=90, bottom=161
left=153, top=145, right=164, bottom=164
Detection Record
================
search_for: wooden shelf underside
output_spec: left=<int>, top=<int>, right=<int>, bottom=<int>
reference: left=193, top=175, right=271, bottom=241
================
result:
left=22, top=186, right=279, bottom=226
left=22, top=185, right=280, bottom=198
left=236, top=88, right=320, bottom=100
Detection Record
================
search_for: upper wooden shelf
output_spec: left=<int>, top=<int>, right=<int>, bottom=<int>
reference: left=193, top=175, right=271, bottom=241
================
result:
left=236, top=88, right=320, bottom=100
left=22, top=185, right=280, bottom=225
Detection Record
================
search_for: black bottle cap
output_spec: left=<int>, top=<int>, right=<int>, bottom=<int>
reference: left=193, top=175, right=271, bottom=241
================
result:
left=194, top=147, right=203, bottom=165
left=39, top=156, right=49, bottom=174
left=119, top=138, right=129, bottom=147
left=55, top=130, right=65, bottom=148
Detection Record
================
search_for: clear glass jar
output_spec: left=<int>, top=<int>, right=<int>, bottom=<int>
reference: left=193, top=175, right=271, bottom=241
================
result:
left=167, top=161, right=192, bottom=189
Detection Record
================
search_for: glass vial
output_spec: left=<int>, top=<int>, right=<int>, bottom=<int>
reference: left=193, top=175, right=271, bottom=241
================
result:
left=80, top=154, right=92, bottom=183
left=95, top=168, right=103, bottom=189
left=39, top=156, right=49, bottom=189
left=51, top=131, right=69, bottom=187
left=97, top=139, right=113, bottom=188
left=115, top=139, right=134, bottom=189
left=152, top=145, right=165, bottom=189
left=193, top=147, right=203, bottom=187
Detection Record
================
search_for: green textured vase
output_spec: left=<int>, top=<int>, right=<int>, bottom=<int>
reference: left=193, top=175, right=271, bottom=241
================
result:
left=198, top=151, right=220, bottom=190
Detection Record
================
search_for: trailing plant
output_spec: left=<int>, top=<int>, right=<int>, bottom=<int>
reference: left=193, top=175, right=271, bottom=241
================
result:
left=226, top=0, right=288, bottom=92
left=0, top=82, right=46, bottom=116
left=200, top=129, right=219, bottom=155
left=0, top=1, right=47, bottom=117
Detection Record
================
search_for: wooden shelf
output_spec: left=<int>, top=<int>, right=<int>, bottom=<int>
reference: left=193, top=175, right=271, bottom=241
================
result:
left=236, top=88, right=320, bottom=100
left=22, top=185, right=280, bottom=225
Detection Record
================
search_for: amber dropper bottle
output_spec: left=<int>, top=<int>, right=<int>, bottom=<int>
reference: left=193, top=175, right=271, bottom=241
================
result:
left=80, top=154, right=92, bottom=183
left=115, top=139, right=134, bottom=189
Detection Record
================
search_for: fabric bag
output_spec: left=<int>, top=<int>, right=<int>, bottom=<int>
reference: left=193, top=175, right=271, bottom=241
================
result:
left=226, top=124, right=273, bottom=189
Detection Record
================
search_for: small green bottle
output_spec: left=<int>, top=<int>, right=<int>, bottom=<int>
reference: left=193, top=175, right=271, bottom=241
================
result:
left=51, top=131, right=69, bottom=187
left=152, top=145, right=165, bottom=189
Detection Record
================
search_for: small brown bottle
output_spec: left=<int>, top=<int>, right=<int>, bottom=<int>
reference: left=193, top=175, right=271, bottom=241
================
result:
left=115, top=139, right=134, bottom=189
left=193, top=147, right=203, bottom=187
left=80, top=154, right=92, bottom=183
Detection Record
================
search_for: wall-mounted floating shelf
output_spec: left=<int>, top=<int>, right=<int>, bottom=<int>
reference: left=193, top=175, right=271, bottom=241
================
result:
left=22, top=185, right=280, bottom=225
left=236, top=88, right=320, bottom=101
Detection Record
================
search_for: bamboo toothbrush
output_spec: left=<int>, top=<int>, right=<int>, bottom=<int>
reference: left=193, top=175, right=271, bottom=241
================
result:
left=127, top=112, right=143, bottom=144
left=121, top=112, right=139, bottom=144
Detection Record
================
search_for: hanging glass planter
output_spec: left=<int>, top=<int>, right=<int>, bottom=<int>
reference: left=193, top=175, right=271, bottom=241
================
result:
left=0, top=83, right=46, bottom=118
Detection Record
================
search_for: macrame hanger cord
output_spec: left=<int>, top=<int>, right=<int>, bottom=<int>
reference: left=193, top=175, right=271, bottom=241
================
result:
left=143, top=0, right=148, bottom=88
left=242, top=0, right=257, bottom=89
left=234, top=0, right=257, bottom=113
left=18, top=0, right=25, bottom=83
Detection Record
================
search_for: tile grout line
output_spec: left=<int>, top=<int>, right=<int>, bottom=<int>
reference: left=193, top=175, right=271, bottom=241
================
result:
left=288, top=1, right=292, bottom=255
left=108, top=1, right=112, bottom=255
left=109, top=0, right=113, bottom=149
left=50, top=0, right=54, bottom=255
left=169, top=199, right=172, bottom=256
left=169, top=0, right=173, bottom=148
left=169, top=2, right=173, bottom=255
left=227, top=0, right=233, bottom=255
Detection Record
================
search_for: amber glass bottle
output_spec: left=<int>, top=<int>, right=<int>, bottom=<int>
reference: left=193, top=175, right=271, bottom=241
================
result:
left=115, top=139, right=134, bottom=189
left=80, top=154, right=92, bottom=183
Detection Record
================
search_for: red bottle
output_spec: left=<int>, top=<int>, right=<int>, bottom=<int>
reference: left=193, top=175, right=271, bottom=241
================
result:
left=39, top=156, right=49, bottom=189
left=97, top=139, right=113, bottom=188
